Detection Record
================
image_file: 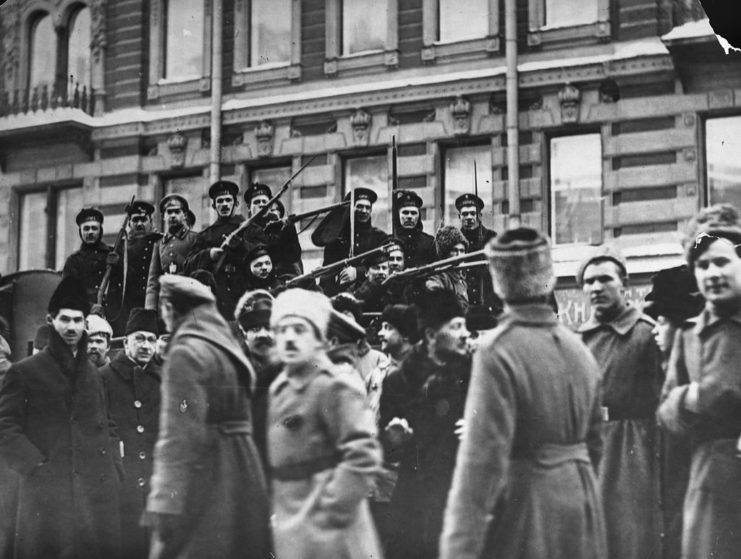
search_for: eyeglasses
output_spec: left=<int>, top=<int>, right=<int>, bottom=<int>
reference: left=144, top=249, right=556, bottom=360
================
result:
left=132, top=334, right=157, bottom=344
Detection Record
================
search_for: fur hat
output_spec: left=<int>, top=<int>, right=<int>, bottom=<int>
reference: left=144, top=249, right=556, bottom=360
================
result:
left=683, top=203, right=740, bottom=249
left=235, top=289, right=273, bottom=330
left=415, top=290, right=465, bottom=331
left=644, top=265, right=702, bottom=323
left=434, top=225, right=468, bottom=258
left=33, top=324, right=51, bottom=351
left=48, top=276, right=90, bottom=315
left=576, top=244, right=628, bottom=286
left=380, top=304, right=418, bottom=341
left=188, top=269, right=217, bottom=294
left=331, top=293, right=363, bottom=324
left=86, top=314, right=113, bottom=339
left=159, top=274, right=216, bottom=304
left=486, top=228, right=555, bottom=303
left=465, top=305, right=498, bottom=332
left=686, top=225, right=741, bottom=269
left=125, top=308, right=158, bottom=336
left=271, top=288, right=332, bottom=339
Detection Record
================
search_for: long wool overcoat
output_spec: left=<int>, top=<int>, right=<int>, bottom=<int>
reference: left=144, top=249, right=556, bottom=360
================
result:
left=579, top=304, right=664, bottom=559
left=0, top=330, right=123, bottom=559
left=267, top=355, right=383, bottom=559
left=145, top=302, right=272, bottom=559
left=657, top=308, right=741, bottom=559
left=439, top=303, right=606, bottom=559
left=101, top=352, right=162, bottom=559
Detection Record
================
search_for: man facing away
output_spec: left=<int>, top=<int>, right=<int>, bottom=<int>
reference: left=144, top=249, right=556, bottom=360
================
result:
left=0, top=276, right=123, bottom=559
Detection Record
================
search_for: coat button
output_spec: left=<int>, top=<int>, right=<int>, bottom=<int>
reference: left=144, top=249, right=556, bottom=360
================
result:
left=100, top=448, right=107, bottom=455
left=134, top=400, right=142, bottom=408
left=136, top=425, right=144, bottom=433
left=137, top=477, right=146, bottom=487
left=139, top=451, right=146, bottom=460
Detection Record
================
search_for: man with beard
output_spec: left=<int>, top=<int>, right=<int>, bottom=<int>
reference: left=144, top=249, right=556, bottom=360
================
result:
left=63, top=207, right=121, bottom=315
left=101, top=308, right=161, bottom=559
left=234, top=289, right=280, bottom=467
left=577, top=245, right=664, bottom=559
left=0, top=276, right=123, bottom=559
left=146, top=275, right=272, bottom=559
left=184, top=181, right=252, bottom=319
left=243, top=183, right=303, bottom=279
left=312, top=188, right=388, bottom=296
left=378, top=304, right=417, bottom=371
left=245, top=244, right=282, bottom=292
left=86, top=313, right=113, bottom=368
left=455, top=193, right=501, bottom=316
left=145, top=194, right=199, bottom=310
left=425, top=225, right=470, bottom=313
left=392, top=190, right=435, bottom=269
left=380, top=290, right=471, bottom=559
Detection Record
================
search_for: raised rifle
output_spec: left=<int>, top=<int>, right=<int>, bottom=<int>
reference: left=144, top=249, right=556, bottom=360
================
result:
left=391, top=136, right=398, bottom=238
left=283, top=242, right=395, bottom=289
left=284, top=200, right=350, bottom=225
left=214, top=153, right=318, bottom=274
left=382, top=248, right=487, bottom=285
left=97, top=195, right=136, bottom=308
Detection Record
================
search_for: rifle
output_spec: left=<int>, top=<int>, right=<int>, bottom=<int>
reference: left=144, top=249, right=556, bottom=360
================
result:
left=284, top=200, right=350, bottom=225
left=474, top=160, right=485, bottom=303
left=283, top=242, right=395, bottom=289
left=391, top=136, right=398, bottom=238
left=97, top=196, right=136, bottom=307
left=214, top=153, right=318, bottom=273
left=383, top=248, right=487, bottom=285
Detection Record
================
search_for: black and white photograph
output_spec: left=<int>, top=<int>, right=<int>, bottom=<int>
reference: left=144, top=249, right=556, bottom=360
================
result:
left=0, top=0, right=740, bottom=557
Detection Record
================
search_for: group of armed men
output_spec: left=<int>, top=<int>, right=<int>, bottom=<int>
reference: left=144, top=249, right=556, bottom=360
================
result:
left=1, top=176, right=741, bottom=559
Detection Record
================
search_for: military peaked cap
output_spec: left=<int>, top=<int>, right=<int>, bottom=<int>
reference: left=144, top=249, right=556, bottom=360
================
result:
left=126, top=200, right=155, bottom=216
left=344, top=187, right=378, bottom=204
left=159, top=193, right=190, bottom=214
left=244, top=182, right=272, bottom=204
left=395, top=189, right=423, bottom=209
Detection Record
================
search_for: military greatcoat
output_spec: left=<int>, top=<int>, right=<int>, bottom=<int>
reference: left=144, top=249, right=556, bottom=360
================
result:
left=145, top=226, right=198, bottom=309
left=461, top=224, right=501, bottom=313
left=0, top=330, right=123, bottom=559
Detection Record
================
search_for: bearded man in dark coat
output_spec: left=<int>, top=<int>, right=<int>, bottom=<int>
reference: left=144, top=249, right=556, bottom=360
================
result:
left=101, top=308, right=161, bottom=559
left=312, top=187, right=388, bottom=296
left=392, top=189, right=435, bottom=269
left=380, top=290, right=471, bottom=559
left=0, top=276, right=123, bottom=559
left=145, top=275, right=272, bottom=559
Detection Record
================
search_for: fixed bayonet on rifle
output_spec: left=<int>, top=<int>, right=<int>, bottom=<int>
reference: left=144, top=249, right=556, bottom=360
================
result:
left=391, top=136, right=398, bottom=238
left=283, top=242, right=395, bottom=289
left=97, top=195, right=136, bottom=308
left=214, top=153, right=318, bottom=273
left=383, top=248, right=487, bottom=285
left=284, top=200, right=350, bottom=224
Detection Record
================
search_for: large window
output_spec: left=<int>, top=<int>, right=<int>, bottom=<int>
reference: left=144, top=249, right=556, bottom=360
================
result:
left=438, top=0, right=489, bottom=43
left=67, top=7, right=92, bottom=90
left=422, top=0, right=499, bottom=62
left=165, top=0, right=205, bottom=80
left=443, top=145, right=494, bottom=229
left=342, top=0, right=386, bottom=55
left=550, top=134, right=603, bottom=245
left=28, top=13, right=56, bottom=91
left=706, top=116, right=741, bottom=210
left=344, top=155, right=389, bottom=233
left=250, top=0, right=292, bottom=66
left=544, top=0, right=599, bottom=28
left=527, top=0, right=609, bottom=47
left=18, top=186, right=84, bottom=271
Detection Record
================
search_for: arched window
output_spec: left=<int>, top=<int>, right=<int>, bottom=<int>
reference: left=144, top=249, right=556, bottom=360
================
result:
left=67, top=6, right=92, bottom=90
left=29, top=12, right=56, bottom=91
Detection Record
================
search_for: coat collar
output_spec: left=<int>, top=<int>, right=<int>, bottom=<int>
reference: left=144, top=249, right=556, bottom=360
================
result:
left=163, top=225, right=191, bottom=243
left=45, top=329, right=90, bottom=375
left=272, top=353, right=335, bottom=395
left=577, top=303, right=646, bottom=335
left=79, top=240, right=109, bottom=252
left=501, top=302, right=558, bottom=326
left=109, top=352, right=161, bottom=381
left=691, top=306, right=741, bottom=335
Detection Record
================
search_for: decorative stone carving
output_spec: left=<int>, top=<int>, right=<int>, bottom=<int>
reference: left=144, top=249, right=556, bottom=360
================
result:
left=683, top=113, right=696, bottom=128
left=2, top=0, right=20, bottom=88
left=450, top=96, right=471, bottom=135
left=350, top=109, right=371, bottom=146
left=683, top=148, right=696, bottom=162
left=167, top=132, right=187, bottom=168
left=256, top=120, right=274, bottom=157
left=90, top=0, right=107, bottom=64
left=558, top=83, right=581, bottom=124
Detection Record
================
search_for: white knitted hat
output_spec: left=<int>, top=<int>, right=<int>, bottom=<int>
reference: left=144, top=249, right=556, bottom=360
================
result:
left=270, top=288, right=332, bottom=339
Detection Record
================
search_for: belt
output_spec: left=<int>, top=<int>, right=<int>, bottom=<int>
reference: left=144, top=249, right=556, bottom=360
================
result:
left=209, top=420, right=252, bottom=436
left=514, top=442, right=590, bottom=468
left=601, top=406, right=655, bottom=422
left=271, top=454, right=339, bottom=482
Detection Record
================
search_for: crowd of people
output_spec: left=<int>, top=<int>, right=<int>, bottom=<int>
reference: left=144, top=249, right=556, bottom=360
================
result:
left=0, top=177, right=740, bottom=559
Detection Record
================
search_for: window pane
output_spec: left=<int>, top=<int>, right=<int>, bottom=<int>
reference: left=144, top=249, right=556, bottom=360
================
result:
left=55, top=188, right=84, bottom=269
left=706, top=116, right=741, bottom=210
left=251, top=0, right=291, bottom=66
left=29, top=14, right=56, bottom=91
left=19, top=192, right=48, bottom=270
left=68, top=7, right=92, bottom=89
left=165, top=175, right=208, bottom=231
left=550, top=134, right=603, bottom=245
left=439, top=0, right=488, bottom=43
left=444, top=145, right=494, bottom=229
left=165, top=0, right=204, bottom=79
left=342, top=0, right=386, bottom=55
left=545, top=0, right=598, bottom=28
left=345, top=155, right=389, bottom=232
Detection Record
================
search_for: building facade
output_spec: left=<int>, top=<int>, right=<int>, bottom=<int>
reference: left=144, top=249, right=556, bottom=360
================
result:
left=0, top=0, right=737, bottom=327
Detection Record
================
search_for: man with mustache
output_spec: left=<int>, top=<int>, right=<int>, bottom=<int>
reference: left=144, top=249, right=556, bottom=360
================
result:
left=380, top=290, right=471, bottom=559
left=101, top=308, right=161, bottom=559
left=392, top=190, right=435, bottom=269
left=63, top=207, right=122, bottom=318
left=145, top=194, right=199, bottom=310
left=86, top=313, right=113, bottom=368
left=184, top=181, right=253, bottom=319
left=577, top=245, right=664, bottom=559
